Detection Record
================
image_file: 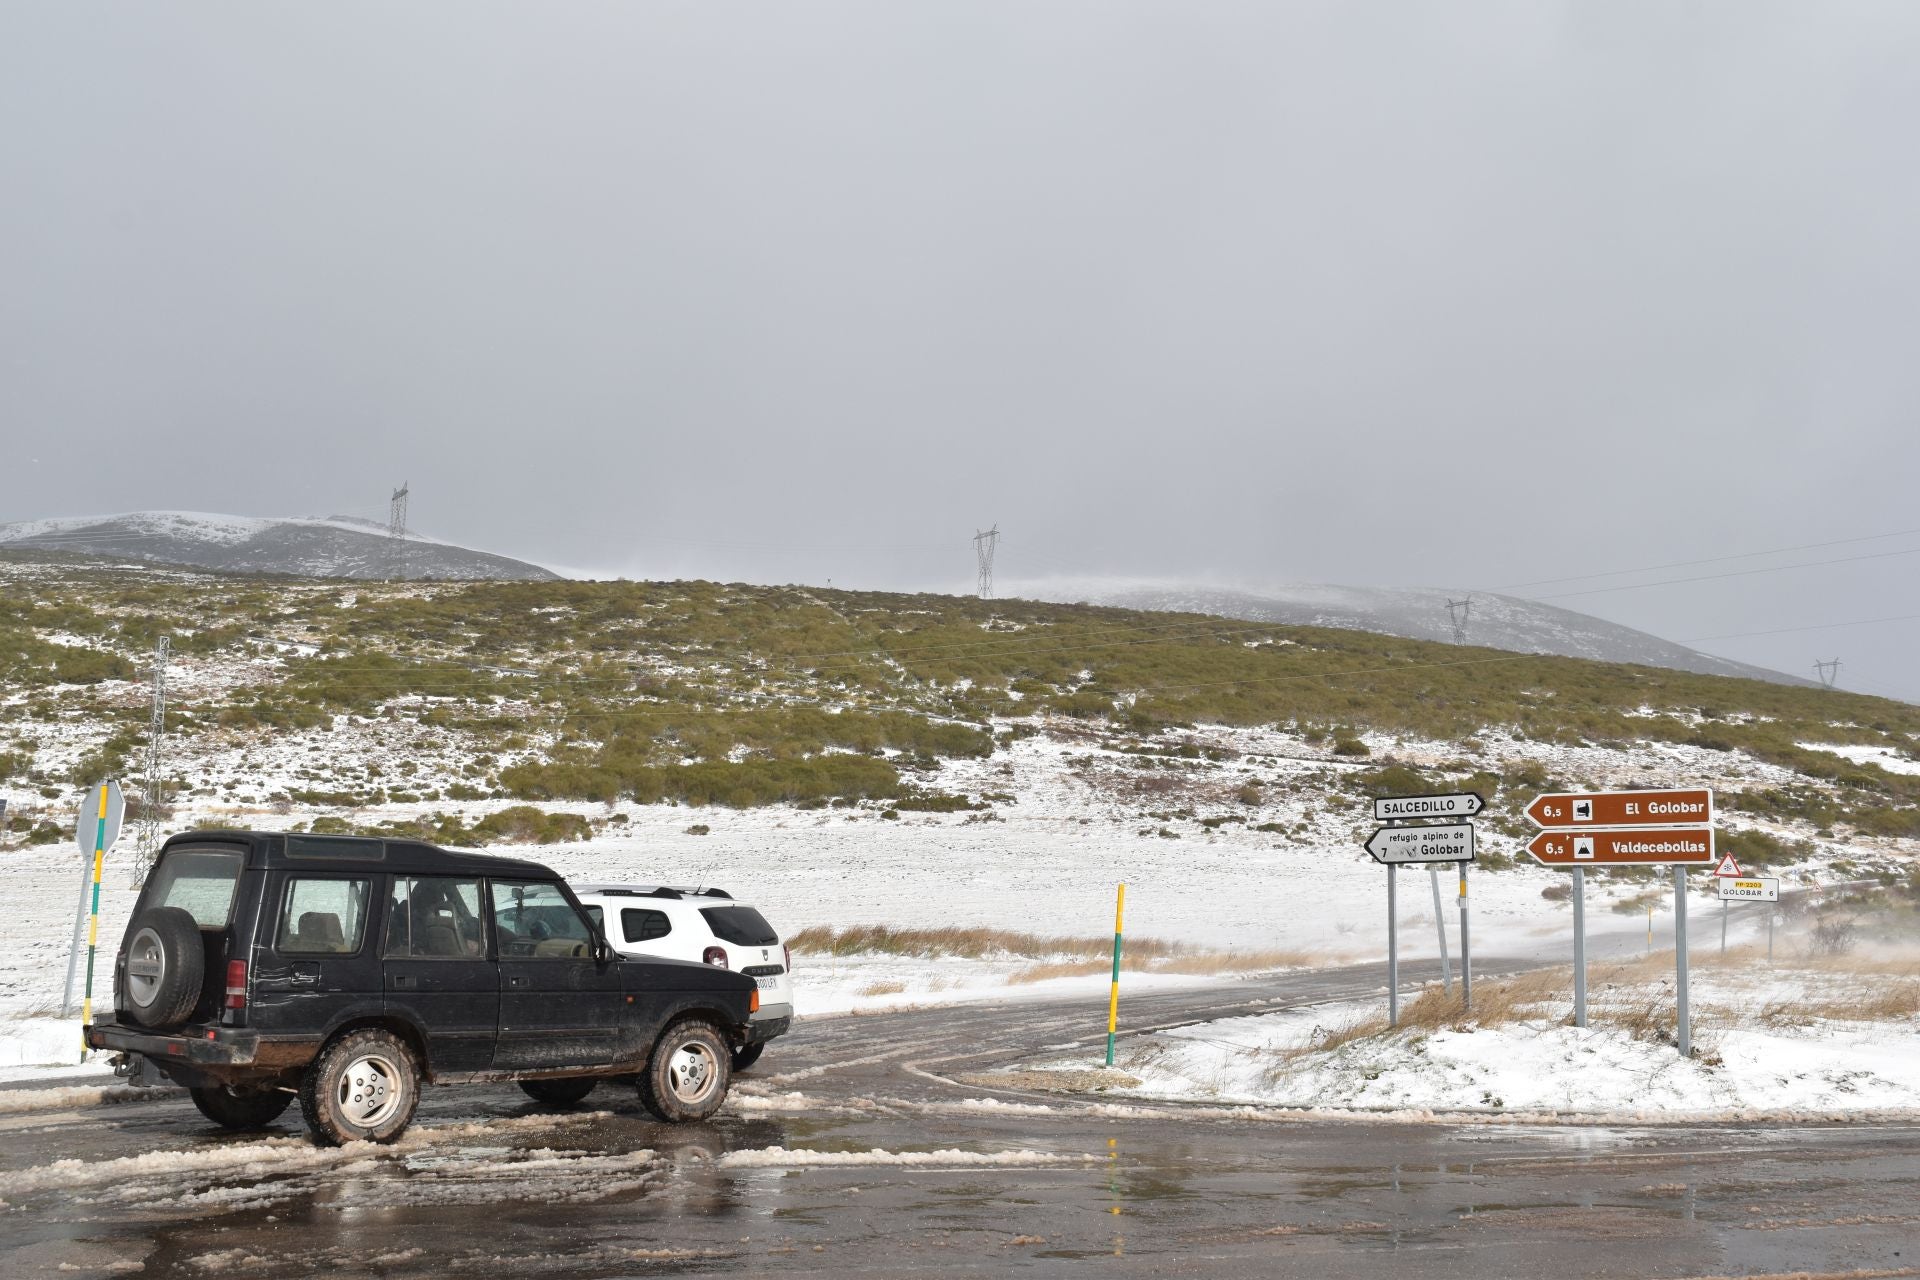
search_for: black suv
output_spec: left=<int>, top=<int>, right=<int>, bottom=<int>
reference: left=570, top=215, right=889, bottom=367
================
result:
left=85, top=831, right=786, bottom=1146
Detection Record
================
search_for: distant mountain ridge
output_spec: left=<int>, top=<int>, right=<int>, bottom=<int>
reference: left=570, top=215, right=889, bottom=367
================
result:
left=0, top=511, right=558, bottom=581
left=1015, top=578, right=1809, bottom=687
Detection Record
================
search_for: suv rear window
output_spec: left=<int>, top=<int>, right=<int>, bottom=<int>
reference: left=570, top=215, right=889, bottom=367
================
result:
left=699, top=905, right=777, bottom=947
left=145, top=847, right=245, bottom=928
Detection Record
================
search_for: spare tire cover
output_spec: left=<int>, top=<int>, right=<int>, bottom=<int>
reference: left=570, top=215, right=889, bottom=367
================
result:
left=120, top=905, right=205, bottom=1030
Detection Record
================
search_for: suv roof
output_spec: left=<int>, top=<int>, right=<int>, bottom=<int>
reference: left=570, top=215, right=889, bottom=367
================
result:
left=163, top=830, right=560, bottom=880
left=572, top=884, right=736, bottom=901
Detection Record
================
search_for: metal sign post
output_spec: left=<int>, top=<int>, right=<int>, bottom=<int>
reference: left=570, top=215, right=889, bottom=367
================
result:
left=1572, top=865, right=1587, bottom=1028
left=1366, top=796, right=1480, bottom=1023
left=1528, top=787, right=1714, bottom=1056
left=1458, top=861, right=1471, bottom=1012
left=1387, top=865, right=1399, bottom=1027
left=1674, top=865, right=1691, bottom=1057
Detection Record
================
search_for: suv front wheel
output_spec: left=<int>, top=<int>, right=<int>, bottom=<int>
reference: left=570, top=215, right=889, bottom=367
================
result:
left=639, top=1020, right=730, bottom=1123
left=300, top=1028, right=421, bottom=1146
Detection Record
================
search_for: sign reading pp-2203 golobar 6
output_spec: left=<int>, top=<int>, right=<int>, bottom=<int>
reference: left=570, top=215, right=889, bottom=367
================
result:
left=1364, top=792, right=1482, bottom=1029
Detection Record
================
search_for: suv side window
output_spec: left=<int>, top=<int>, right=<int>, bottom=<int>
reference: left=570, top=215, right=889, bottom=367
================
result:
left=387, top=877, right=486, bottom=959
left=279, top=876, right=372, bottom=954
left=492, top=881, right=595, bottom=958
left=620, top=908, right=672, bottom=943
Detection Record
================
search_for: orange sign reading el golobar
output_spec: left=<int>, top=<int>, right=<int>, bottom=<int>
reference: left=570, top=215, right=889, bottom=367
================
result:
left=1525, top=788, right=1712, bottom=829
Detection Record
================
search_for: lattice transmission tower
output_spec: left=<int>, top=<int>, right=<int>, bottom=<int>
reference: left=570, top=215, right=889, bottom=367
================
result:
left=973, top=525, right=1000, bottom=600
left=135, top=635, right=170, bottom=883
left=1446, top=595, right=1472, bottom=645
left=1813, top=658, right=1842, bottom=689
left=388, top=481, right=410, bottom=581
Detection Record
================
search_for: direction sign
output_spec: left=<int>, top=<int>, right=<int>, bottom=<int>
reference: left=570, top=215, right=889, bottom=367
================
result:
left=74, top=780, right=124, bottom=859
left=1373, top=792, right=1484, bottom=822
left=1366, top=822, right=1476, bottom=865
left=1526, top=788, right=1713, bottom=829
left=1712, top=854, right=1743, bottom=878
left=1717, top=876, right=1779, bottom=902
left=1526, top=827, right=1715, bottom=866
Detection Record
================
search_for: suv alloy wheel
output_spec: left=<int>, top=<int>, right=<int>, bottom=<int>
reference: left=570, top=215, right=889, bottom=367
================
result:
left=638, top=1020, right=730, bottom=1123
left=300, top=1028, right=421, bottom=1146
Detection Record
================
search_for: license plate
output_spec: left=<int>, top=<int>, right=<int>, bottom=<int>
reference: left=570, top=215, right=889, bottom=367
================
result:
left=754, top=975, right=779, bottom=991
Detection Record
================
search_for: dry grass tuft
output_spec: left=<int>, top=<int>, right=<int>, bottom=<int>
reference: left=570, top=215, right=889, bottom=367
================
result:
left=1762, top=979, right=1920, bottom=1026
left=857, top=980, right=906, bottom=997
left=1006, top=948, right=1316, bottom=985
left=787, top=923, right=1189, bottom=963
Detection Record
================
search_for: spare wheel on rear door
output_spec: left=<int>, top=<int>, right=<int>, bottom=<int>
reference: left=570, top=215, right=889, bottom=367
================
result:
left=120, top=906, right=205, bottom=1029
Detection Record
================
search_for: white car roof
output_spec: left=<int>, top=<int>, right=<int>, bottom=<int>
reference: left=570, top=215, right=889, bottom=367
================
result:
left=571, top=883, right=753, bottom=908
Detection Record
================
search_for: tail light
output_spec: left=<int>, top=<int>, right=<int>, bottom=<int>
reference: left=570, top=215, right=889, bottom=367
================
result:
left=224, top=959, right=248, bottom=1010
left=702, top=946, right=728, bottom=968
left=749, top=988, right=761, bottom=1014
left=783, top=944, right=792, bottom=972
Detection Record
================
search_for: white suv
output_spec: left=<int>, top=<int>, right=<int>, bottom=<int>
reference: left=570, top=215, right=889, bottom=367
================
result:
left=571, top=885, right=793, bottom=1071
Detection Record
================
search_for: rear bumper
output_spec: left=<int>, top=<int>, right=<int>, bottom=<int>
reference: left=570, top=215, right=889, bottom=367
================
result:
left=745, top=1003, right=792, bottom=1044
left=85, top=1018, right=318, bottom=1080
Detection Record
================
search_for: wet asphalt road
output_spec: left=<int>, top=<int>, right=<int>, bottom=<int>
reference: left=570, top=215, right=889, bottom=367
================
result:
left=3, top=957, right=1916, bottom=1279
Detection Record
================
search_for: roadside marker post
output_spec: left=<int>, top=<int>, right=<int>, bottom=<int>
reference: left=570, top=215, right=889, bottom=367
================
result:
left=63, top=780, right=124, bottom=1021
left=1105, top=882, right=1125, bottom=1067
left=1528, top=788, right=1714, bottom=1056
left=74, top=780, right=126, bottom=1055
left=1459, top=863, right=1471, bottom=1012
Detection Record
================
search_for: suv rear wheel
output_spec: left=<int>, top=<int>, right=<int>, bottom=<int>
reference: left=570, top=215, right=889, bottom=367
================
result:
left=190, top=1084, right=293, bottom=1130
left=639, top=1020, right=730, bottom=1123
left=299, top=1028, right=420, bottom=1146
left=518, top=1077, right=598, bottom=1106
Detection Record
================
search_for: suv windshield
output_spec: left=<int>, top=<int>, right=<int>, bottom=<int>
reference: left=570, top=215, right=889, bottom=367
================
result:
left=144, top=847, right=245, bottom=928
left=700, top=905, right=778, bottom=947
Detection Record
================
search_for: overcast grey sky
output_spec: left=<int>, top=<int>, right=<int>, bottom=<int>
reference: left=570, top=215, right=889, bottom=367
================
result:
left=5, top=3, right=1918, bottom=697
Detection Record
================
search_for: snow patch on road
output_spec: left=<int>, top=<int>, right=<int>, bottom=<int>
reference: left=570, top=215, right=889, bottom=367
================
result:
left=717, top=1145, right=1094, bottom=1169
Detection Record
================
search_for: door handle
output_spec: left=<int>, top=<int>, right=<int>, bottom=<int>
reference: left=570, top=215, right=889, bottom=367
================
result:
left=287, top=972, right=319, bottom=986
left=392, top=974, right=416, bottom=989
left=508, top=975, right=528, bottom=989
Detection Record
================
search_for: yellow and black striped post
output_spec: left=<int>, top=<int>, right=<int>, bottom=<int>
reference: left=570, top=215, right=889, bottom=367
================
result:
left=79, top=783, right=111, bottom=1056
left=1105, top=882, right=1126, bottom=1067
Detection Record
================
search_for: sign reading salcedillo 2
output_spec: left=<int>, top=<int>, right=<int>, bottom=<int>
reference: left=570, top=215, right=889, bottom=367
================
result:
left=1525, top=788, right=1713, bottom=829
left=1526, top=828, right=1716, bottom=867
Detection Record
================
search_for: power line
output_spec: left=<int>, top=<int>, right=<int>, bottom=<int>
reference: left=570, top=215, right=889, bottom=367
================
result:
left=1525, top=545, right=1920, bottom=602
left=1501, top=525, right=1920, bottom=591
left=1684, top=612, right=1920, bottom=643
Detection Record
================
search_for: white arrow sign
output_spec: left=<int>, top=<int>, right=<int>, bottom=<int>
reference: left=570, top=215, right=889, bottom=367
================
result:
left=1365, top=822, right=1476, bottom=865
left=1373, top=792, right=1485, bottom=822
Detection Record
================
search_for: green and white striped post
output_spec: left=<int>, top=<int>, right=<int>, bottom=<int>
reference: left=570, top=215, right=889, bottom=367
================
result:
left=1105, top=883, right=1126, bottom=1067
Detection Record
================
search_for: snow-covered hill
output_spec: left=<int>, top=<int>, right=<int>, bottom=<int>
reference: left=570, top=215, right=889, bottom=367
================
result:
left=0, top=511, right=558, bottom=581
left=1016, top=578, right=1806, bottom=686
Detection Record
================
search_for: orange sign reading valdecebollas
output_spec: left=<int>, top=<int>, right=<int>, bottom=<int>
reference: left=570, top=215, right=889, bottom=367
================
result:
left=1525, top=788, right=1713, bottom=829
left=1526, top=828, right=1716, bottom=866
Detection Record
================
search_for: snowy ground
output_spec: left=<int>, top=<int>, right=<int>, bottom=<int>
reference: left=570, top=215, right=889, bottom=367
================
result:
left=1031, top=961, right=1920, bottom=1121
left=2, top=698, right=1913, bottom=1082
